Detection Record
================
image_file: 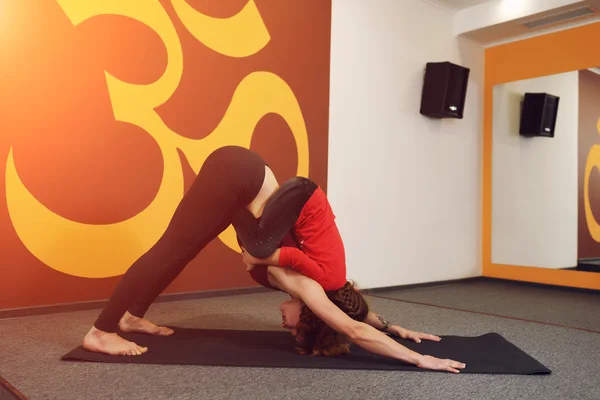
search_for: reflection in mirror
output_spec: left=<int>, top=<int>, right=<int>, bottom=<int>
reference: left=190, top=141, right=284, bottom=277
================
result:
left=492, top=68, right=600, bottom=274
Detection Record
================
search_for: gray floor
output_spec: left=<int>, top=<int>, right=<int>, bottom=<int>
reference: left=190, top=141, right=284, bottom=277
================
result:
left=373, top=280, right=600, bottom=332
left=580, top=260, right=600, bottom=265
left=0, top=283, right=599, bottom=400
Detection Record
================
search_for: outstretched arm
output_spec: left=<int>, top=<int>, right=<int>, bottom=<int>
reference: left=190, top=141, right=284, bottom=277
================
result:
left=363, top=312, right=441, bottom=344
left=267, top=267, right=466, bottom=373
left=243, top=239, right=442, bottom=345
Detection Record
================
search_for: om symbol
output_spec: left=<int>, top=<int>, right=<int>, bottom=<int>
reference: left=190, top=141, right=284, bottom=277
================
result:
left=584, top=117, right=600, bottom=242
left=5, top=0, right=309, bottom=278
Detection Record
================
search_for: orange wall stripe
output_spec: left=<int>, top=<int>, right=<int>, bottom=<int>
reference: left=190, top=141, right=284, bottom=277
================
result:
left=486, top=22, right=600, bottom=85
left=483, top=22, right=600, bottom=290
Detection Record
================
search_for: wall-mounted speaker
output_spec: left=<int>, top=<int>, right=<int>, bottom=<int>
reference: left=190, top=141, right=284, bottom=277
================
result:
left=519, top=93, right=560, bottom=138
left=420, top=61, right=470, bottom=119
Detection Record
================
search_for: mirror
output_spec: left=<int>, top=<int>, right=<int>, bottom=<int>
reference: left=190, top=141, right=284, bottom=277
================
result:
left=491, top=68, right=600, bottom=275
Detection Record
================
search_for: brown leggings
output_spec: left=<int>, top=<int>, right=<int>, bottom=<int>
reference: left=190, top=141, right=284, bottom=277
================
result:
left=232, top=177, right=317, bottom=259
left=94, top=146, right=267, bottom=333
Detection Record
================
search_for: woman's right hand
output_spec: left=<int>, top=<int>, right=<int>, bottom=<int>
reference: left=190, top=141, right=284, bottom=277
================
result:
left=416, top=355, right=466, bottom=373
left=239, top=248, right=257, bottom=271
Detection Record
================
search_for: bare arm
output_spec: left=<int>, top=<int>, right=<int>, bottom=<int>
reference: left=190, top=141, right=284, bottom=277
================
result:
left=243, top=248, right=326, bottom=283
left=364, top=311, right=393, bottom=332
left=363, top=311, right=441, bottom=343
left=244, top=248, right=280, bottom=266
left=267, top=267, right=465, bottom=373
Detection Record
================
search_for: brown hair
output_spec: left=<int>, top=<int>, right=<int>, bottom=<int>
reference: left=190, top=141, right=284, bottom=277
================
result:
left=294, top=281, right=369, bottom=357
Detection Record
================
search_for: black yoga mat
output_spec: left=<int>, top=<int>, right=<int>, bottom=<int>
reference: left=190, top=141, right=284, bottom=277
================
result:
left=61, top=328, right=551, bottom=375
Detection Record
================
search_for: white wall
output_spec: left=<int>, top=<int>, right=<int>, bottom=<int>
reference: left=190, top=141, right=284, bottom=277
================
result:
left=491, top=72, right=579, bottom=269
left=327, top=0, right=484, bottom=289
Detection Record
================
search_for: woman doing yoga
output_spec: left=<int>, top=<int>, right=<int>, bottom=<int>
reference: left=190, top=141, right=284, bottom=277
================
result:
left=82, top=146, right=465, bottom=373
left=232, top=177, right=465, bottom=372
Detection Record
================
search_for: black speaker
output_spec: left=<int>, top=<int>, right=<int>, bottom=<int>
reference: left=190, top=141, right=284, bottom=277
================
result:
left=519, top=93, right=560, bottom=137
left=420, top=61, right=470, bottom=119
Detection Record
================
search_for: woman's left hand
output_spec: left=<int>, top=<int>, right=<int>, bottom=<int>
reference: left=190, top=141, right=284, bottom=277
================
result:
left=388, top=326, right=441, bottom=343
left=241, top=250, right=259, bottom=271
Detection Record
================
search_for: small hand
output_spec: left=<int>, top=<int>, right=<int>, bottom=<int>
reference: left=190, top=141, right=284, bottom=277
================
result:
left=417, top=355, right=466, bottom=374
left=242, top=250, right=257, bottom=265
left=241, top=250, right=258, bottom=271
left=389, top=327, right=441, bottom=343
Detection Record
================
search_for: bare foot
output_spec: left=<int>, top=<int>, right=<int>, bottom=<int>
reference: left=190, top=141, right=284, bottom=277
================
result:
left=119, top=312, right=174, bottom=336
left=83, top=326, right=148, bottom=356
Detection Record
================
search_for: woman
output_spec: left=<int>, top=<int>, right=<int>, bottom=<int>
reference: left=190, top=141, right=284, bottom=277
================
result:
left=232, top=177, right=466, bottom=372
left=82, top=146, right=465, bottom=373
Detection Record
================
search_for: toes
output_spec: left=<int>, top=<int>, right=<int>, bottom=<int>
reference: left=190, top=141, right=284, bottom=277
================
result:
left=137, top=345, right=148, bottom=354
left=152, top=326, right=173, bottom=336
left=125, top=343, right=138, bottom=356
left=160, top=327, right=174, bottom=336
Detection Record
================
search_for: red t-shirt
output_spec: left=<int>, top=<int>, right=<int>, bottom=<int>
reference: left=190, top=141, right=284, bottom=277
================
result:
left=277, top=187, right=347, bottom=291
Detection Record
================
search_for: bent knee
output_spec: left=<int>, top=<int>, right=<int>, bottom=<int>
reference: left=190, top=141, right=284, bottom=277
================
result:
left=244, top=242, right=277, bottom=259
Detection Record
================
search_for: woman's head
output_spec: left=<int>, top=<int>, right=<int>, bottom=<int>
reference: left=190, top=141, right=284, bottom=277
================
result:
left=279, top=281, right=369, bottom=357
left=279, top=296, right=302, bottom=337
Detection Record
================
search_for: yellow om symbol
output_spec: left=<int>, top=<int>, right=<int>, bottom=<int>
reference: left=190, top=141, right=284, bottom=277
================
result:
left=5, top=0, right=309, bottom=278
left=584, top=117, right=600, bottom=242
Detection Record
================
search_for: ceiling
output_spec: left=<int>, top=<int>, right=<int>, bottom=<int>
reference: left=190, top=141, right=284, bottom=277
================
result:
left=434, top=0, right=495, bottom=11
left=460, top=1, right=600, bottom=45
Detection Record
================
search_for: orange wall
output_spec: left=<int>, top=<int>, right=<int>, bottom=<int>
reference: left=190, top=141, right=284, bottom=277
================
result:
left=0, top=0, right=331, bottom=309
left=484, top=22, right=600, bottom=290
